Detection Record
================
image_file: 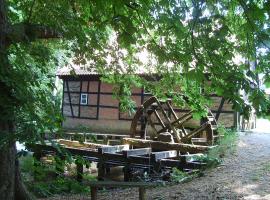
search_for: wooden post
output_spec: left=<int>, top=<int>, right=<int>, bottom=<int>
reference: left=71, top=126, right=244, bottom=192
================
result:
left=139, top=187, right=146, bottom=200
left=76, top=163, right=83, bottom=182
left=123, top=165, right=131, bottom=181
left=91, top=186, right=97, bottom=200
left=180, top=155, right=187, bottom=162
left=105, top=167, right=110, bottom=174
left=103, top=135, right=109, bottom=145
left=97, top=161, right=105, bottom=181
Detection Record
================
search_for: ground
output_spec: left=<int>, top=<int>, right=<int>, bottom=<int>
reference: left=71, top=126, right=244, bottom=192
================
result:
left=39, top=131, right=270, bottom=200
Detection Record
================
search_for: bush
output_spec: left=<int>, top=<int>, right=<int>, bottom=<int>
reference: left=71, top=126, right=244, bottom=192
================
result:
left=28, top=176, right=91, bottom=198
left=170, top=168, right=189, bottom=183
left=193, top=126, right=238, bottom=168
left=20, top=154, right=95, bottom=198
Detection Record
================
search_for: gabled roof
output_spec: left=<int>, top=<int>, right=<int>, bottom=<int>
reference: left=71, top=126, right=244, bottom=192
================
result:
left=56, top=64, right=158, bottom=77
left=56, top=65, right=98, bottom=76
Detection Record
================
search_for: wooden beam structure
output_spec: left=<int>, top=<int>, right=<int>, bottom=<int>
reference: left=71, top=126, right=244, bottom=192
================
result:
left=28, top=139, right=208, bottom=182
left=122, top=138, right=214, bottom=153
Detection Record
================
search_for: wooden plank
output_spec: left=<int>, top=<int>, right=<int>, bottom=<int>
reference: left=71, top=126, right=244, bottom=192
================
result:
left=98, top=145, right=129, bottom=154
left=151, top=150, right=178, bottom=161
left=58, top=139, right=108, bottom=149
left=123, top=138, right=213, bottom=153
left=29, top=142, right=100, bottom=158
left=86, top=181, right=162, bottom=187
left=122, top=148, right=152, bottom=157
left=63, top=132, right=129, bottom=138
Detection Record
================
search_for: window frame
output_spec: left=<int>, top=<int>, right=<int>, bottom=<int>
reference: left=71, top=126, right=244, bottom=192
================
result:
left=80, top=93, right=88, bottom=105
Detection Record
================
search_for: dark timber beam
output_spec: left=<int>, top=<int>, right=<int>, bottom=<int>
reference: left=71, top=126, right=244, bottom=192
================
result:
left=215, top=97, right=225, bottom=121
left=123, top=138, right=214, bottom=153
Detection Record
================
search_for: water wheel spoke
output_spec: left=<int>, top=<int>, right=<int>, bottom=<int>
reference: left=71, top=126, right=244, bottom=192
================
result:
left=130, top=96, right=217, bottom=146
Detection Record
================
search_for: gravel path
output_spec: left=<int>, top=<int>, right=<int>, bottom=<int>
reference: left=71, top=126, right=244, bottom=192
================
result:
left=42, top=132, right=270, bottom=200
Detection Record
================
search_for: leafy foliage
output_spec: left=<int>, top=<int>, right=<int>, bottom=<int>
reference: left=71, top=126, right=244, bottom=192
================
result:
left=27, top=176, right=91, bottom=198
left=1, top=0, right=270, bottom=146
left=170, top=168, right=189, bottom=183
left=193, top=126, right=238, bottom=167
left=20, top=155, right=94, bottom=198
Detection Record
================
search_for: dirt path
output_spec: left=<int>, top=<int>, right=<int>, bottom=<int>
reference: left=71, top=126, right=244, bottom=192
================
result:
left=46, top=132, right=270, bottom=200
left=95, top=132, right=270, bottom=200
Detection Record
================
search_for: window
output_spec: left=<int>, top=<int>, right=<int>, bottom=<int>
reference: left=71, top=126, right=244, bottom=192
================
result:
left=80, top=93, right=88, bottom=105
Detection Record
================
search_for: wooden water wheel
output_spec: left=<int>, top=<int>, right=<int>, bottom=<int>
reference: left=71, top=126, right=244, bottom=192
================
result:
left=130, top=96, right=219, bottom=146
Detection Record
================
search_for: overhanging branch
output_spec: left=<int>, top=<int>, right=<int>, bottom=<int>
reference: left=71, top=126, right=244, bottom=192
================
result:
left=6, top=23, right=62, bottom=46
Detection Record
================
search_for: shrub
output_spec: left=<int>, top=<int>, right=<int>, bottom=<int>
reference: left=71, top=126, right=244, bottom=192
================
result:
left=170, top=168, right=189, bottom=183
left=191, top=126, right=238, bottom=168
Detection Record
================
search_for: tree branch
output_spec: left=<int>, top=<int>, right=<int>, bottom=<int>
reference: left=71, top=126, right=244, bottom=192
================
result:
left=6, top=23, right=62, bottom=46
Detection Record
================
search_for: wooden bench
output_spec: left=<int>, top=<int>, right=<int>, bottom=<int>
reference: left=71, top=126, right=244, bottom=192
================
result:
left=87, top=181, right=163, bottom=200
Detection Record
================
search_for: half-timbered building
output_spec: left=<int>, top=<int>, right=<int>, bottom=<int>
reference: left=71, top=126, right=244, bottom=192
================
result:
left=57, top=66, right=240, bottom=134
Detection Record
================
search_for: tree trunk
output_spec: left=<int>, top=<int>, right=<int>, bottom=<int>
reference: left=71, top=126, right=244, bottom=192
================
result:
left=0, top=135, right=16, bottom=199
left=0, top=123, right=35, bottom=200
left=0, top=124, right=35, bottom=200
left=0, top=0, right=34, bottom=199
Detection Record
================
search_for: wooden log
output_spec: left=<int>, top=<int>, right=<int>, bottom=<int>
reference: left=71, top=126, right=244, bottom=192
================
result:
left=122, top=138, right=214, bottom=153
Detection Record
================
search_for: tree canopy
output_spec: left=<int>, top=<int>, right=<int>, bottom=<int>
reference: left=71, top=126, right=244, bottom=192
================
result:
left=1, top=0, right=270, bottom=199
left=1, top=0, right=270, bottom=143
